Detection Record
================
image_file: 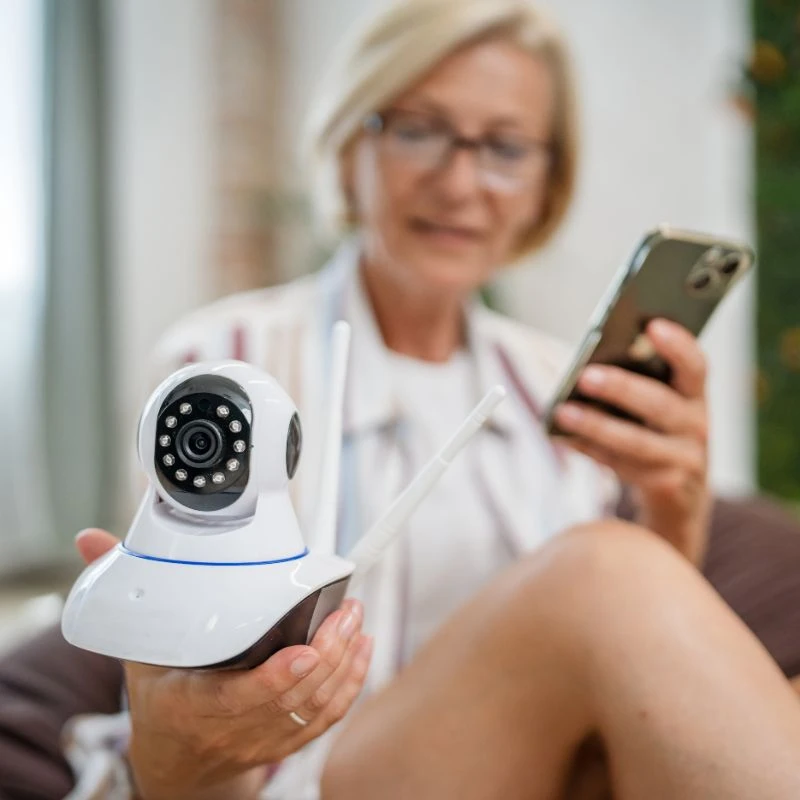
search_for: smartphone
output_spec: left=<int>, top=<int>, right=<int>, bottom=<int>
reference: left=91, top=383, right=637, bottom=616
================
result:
left=543, top=225, right=754, bottom=434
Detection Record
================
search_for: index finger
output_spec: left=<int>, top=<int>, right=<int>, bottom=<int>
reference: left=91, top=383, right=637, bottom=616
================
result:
left=647, top=319, right=707, bottom=399
left=202, top=600, right=361, bottom=715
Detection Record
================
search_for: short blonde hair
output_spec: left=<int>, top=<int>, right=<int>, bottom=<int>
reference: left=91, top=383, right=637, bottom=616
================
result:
left=303, top=0, right=579, bottom=259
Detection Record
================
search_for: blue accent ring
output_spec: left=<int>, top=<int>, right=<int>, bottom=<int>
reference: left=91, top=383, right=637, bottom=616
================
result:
left=120, top=545, right=309, bottom=567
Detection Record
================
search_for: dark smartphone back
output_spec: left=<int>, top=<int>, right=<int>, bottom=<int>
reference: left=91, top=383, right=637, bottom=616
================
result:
left=544, top=226, right=754, bottom=432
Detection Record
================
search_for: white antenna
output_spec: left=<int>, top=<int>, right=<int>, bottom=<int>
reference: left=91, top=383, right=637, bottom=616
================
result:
left=347, top=385, right=506, bottom=586
left=309, top=321, right=351, bottom=555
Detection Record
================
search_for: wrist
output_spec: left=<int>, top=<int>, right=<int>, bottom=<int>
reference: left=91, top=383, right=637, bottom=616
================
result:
left=126, top=737, right=268, bottom=800
left=128, top=767, right=267, bottom=800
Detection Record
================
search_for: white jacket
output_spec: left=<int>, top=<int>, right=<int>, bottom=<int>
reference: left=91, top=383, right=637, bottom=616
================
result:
left=65, top=240, right=617, bottom=800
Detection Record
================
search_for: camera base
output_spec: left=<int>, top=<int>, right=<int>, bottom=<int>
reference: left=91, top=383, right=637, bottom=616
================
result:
left=61, top=545, right=353, bottom=669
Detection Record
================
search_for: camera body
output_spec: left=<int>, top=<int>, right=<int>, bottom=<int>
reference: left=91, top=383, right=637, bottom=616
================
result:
left=61, top=361, right=352, bottom=669
left=62, top=325, right=505, bottom=671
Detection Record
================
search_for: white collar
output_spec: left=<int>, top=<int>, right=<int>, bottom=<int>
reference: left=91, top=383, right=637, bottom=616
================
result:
left=320, top=239, right=529, bottom=439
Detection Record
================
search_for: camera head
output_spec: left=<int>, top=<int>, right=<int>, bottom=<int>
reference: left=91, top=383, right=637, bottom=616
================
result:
left=139, top=361, right=301, bottom=519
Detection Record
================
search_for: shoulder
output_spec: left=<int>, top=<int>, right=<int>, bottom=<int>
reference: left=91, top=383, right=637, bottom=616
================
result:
left=152, top=271, right=326, bottom=373
left=164, top=270, right=321, bottom=343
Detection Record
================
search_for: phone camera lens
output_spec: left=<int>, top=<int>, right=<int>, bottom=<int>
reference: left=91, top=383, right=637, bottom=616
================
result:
left=718, top=254, right=741, bottom=276
left=691, top=273, right=711, bottom=291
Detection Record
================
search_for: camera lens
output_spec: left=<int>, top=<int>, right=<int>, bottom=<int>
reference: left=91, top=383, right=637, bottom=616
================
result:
left=158, top=376, right=252, bottom=512
left=690, top=272, right=711, bottom=291
left=719, top=254, right=741, bottom=276
left=190, top=431, right=211, bottom=454
left=176, top=420, right=224, bottom=468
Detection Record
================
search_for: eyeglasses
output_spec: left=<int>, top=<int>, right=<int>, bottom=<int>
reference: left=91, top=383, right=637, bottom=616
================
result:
left=363, top=109, right=553, bottom=195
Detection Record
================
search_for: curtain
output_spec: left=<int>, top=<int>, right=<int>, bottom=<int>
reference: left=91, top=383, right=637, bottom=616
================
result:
left=0, top=0, right=52, bottom=572
left=39, top=0, right=113, bottom=554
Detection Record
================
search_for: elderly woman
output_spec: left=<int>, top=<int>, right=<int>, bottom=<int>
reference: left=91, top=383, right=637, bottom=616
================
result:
left=4, top=0, right=800, bottom=798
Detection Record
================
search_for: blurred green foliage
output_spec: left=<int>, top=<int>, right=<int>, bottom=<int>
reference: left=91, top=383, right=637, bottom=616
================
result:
left=752, top=1, right=800, bottom=498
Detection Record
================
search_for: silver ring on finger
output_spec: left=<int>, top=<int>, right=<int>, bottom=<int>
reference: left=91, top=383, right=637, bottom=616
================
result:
left=289, top=711, right=309, bottom=727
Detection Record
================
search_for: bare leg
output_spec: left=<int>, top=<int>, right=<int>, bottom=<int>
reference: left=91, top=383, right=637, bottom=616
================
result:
left=322, top=521, right=800, bottom=799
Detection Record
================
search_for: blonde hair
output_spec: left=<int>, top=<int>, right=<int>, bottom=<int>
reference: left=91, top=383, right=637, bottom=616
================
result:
left=303, top=0, right=579, bottom=259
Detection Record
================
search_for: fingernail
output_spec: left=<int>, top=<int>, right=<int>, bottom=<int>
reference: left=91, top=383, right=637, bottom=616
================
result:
left=581, top=366, right=605, bottom=387
left=650, top=319, right=671, bottom=339
left=290, top=652, right=319, bottom=677
left=75, top=529, right=92, bottom=542
left=338, top=610, right=358, bottom=640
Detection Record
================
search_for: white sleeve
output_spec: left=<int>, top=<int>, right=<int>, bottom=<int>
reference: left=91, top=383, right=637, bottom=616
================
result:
left=62, top=710, right=278, bottom=799
left=62, top=712, right=135, bottom=800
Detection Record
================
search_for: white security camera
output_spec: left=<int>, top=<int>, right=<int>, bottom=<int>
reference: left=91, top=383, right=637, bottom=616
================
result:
left=127, top=360, right=309, bottom=565
left=62, top=323, right=505, bottom=669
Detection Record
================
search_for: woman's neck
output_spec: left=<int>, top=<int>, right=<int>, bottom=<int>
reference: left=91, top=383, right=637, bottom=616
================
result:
left=360, top=257, right=466, bottom=363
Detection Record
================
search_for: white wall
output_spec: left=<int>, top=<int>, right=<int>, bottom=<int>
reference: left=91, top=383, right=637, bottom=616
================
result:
left=107, top=0, right=217, bottom=519
left=281, top=0, right=755, bottom=495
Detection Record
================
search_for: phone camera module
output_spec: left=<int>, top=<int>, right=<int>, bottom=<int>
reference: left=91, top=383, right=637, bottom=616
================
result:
left=684, top=264, right=721, bottom=298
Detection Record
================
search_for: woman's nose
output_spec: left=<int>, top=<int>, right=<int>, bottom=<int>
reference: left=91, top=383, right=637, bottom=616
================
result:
left=432, top=146, right=483, bottom=200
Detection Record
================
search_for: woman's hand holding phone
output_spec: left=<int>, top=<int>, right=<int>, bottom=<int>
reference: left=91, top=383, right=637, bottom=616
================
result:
left=552, top=318, right=711, bottom=566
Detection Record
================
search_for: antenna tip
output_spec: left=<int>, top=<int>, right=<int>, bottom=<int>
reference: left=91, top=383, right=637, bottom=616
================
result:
left=332, top=320, right=351, bottom=337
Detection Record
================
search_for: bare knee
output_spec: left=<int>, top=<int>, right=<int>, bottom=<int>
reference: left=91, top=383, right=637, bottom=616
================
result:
left=321, top=523, right=704, bottom=799
left=504, top=519, right=707, bottom=648
left=527, top=518, right=692, bottom=595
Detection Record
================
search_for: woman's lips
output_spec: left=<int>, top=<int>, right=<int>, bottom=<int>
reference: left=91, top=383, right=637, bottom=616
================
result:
left=409, top=218, right=484, bottom=247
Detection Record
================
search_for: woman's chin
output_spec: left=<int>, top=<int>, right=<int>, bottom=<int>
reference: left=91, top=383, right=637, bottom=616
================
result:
left=414, top=260, right=487, bottom=296
left=398, top=248, right=491, bottom=296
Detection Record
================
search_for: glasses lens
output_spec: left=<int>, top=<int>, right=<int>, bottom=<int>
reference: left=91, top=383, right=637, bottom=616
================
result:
left=479, top=139, right=549, bottom=193
left=381, top=112, right=449, bottom=168
left=373, top=110, right=550, bottom=194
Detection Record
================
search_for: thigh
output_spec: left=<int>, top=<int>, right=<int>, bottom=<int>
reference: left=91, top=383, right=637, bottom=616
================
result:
left=321, top=556, right=593, bottom=800
left=323, top=521, right=800, bottom=800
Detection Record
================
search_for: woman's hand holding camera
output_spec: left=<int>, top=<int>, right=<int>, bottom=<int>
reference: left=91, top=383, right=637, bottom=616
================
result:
left=553, top=319, right=712, bottom=565
left=75, top=530, right=373, bottom=800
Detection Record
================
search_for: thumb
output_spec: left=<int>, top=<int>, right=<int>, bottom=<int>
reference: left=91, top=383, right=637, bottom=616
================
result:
left=75, top=528, right=120, bottom=564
